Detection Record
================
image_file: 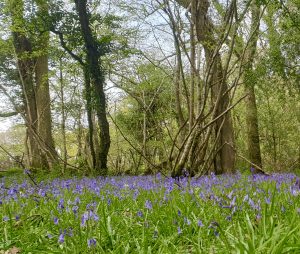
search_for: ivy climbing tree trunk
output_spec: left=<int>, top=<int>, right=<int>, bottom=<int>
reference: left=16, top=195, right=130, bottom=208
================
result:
left=74, top=0, right=110, bottom=174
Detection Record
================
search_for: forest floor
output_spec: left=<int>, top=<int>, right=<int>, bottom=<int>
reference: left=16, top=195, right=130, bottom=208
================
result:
left=0, top=171, right=300, bottom=253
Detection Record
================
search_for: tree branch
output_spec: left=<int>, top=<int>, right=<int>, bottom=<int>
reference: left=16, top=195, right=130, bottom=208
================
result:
left=51, top=30, right=85, bottom=66
left=0, top=111, right=19, bottom=117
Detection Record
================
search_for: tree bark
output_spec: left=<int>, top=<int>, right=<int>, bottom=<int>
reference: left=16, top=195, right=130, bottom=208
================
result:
left=10, top=0, right=42, bottom=169
left=10, top=0, right=58, bottom=170
left=59, top=56, right=67, bottom=173
left=244, top=2, right=263, bottom=173
left=211, top=0, right=264, bottom=174
left=74, top=0, right=110, bottom=174
left=35, top=43, right=58, bottom=168
left=84, top=67, right=97, bottom=169
left=35, top=0, right=58, bottom=169
left=174, top=0, right=236, bottom=174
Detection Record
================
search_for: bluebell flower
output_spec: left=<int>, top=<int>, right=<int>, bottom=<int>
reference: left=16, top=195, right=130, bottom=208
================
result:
left=46, top=233, right=53, bottom=239
left=68, top=228, right=73, bottom=237
left=137, top=210, right=143, bottom=217
left=295, top=178, right=300, bottom=189
left=197, top=220, right=204, bottom=227
left=24, top=169, right=31, bottom=175
left=184, top=217, right=191, bottom=225
left=72, top=205, right=79, bottom=214
left=58, top=198, right=64, bottom=210
left=53, top=217, right=59, bottom=225
left=226, top=216, right=232, bottom=221
left=177, top=226, right=182, bottom=234
left=74, top=197, right=81, bottom=205
left=90, top=211, right=99, bottom=221
left=145, top=200, right=153, bottom=210
left=58, top=233, right=65, bottom=244
left=88, top=238, right=97, bottom=248
left=81, top=212, right=89, bottom=227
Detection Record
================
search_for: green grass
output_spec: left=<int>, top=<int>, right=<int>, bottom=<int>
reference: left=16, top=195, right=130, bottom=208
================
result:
left=0, top=173, right=300, bottom=253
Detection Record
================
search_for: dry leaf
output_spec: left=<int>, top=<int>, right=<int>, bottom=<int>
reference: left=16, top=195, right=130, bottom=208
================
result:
left=0, top=246, right=21, bottom=254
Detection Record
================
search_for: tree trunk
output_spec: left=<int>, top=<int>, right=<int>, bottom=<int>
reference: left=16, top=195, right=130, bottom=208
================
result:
left=76, top=115, right=83, bottom=159
left=59, top=57, right=67, bottom=173
left=244, top=2, right=263, bottom=173
left=10, top=0, right=42, bottom=169
left=35, top=0, right=58, bottom=169
left=84, top=67, right=97, bottom=169
left=74, top=0, right=110, bottom=174
left=35, top=45, right=58, bottom=169
left=11, top=0, right=58, bottom=170
left=174, top=0, right=236, bottom=174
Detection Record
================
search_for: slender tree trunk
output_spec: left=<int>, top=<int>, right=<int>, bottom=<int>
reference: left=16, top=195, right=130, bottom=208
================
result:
left=189, top=20, right=196, bottom=131
left=92, top=112, right=101, bottom=169
left=76, top=115, right=83, bottom=158
left=84, top=67, right=96, bottom=169
left=59, top=57, right=67, bottom=173
left=244, top=2, right=263, bottom=173
left=74, top=0, right=110, bottom=174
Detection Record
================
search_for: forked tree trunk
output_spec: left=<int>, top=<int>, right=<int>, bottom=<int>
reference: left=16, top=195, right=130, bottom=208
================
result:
left=10, top=0, right=58, bottom=170
left=10, top=0, right=42, bottom=169
left=173, top=0, right=236, bottom=175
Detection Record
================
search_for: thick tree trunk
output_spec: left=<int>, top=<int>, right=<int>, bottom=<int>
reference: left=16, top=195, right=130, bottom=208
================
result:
left=208, top=51, right=235, bottom=174
left=35, top=48, right=58, bottom=168
left=11, top=0, right=58, bottom=170
left=74, top=0, right=110, bottom=174
left=35, top=0, right=58, bottom=169
left=245, top=84, right=262, bottom=171
left=10, top=0, right=42, bottom=169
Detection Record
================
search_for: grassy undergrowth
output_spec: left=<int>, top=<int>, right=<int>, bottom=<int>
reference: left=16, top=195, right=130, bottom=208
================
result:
left=1, top=172, right=300, bottom=253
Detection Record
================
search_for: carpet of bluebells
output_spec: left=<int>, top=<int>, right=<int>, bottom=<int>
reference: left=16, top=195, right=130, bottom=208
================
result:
left=1, top=172, right=300, bottom=253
